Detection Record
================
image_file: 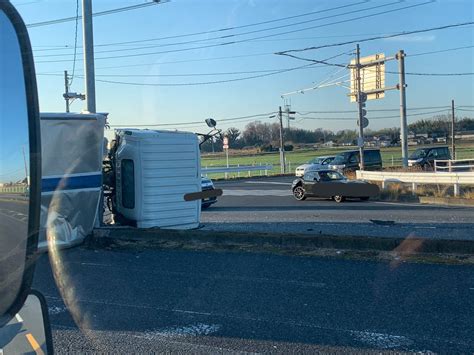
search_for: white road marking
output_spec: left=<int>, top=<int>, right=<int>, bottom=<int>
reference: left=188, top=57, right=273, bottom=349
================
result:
left=137, top=323, right=221, bottom=340
left=15, top=314, right=23, bottom=323
left=80, top=262, right=112, bottom=267
left=374, top=201, right=425, bottom=207
left=223, top=189, right=291, bottom=196
left=351, top=330, right=414, bottom=349
left=245, top=181, right=290, bottom=186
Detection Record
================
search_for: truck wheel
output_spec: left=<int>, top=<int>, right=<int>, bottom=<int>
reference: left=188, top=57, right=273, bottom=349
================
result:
left=293, top=186, right=306, bottom=201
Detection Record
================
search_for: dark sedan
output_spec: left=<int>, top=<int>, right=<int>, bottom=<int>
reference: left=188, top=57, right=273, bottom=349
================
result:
left=291, top=169, right=379, bottom=203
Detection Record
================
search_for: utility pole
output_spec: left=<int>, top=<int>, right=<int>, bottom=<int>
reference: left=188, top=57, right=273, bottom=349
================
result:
left=278, top=106, right=286, bottom=174
left=355, top=44, right=365, bottom=170
left=397, top=50, right=408, bottom=167
left=451, top=99, right=456, bottom=160
left=64, top=70, right=70, bottom=113
left=82, top=0, right=96, bottom=113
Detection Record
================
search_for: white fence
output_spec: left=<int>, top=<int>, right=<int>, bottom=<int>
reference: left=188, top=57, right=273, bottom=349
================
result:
left=356, top=170, right=474, bottom=196
left=434, top=159, right=474, bottom=172
left=202, top=164, right=273, bottom=178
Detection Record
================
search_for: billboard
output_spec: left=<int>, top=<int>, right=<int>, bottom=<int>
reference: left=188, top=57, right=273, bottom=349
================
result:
left=350, top=53, right=385, bottom=102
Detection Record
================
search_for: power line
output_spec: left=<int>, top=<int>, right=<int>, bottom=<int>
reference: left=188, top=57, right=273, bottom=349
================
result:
left=94, top=63, right=320, bottom=86
left=409, top=45, right=474, bottom=57
left=36, top=51, right=276, bottom=68
left=33, top=1, right=397, bottom=59
left=108, top=108, right=462, bottom=129
left=298, top=108, right=450, bottom=121
left=297, top=106, right=455, bottom=114
left=26, top=0, right=167, bottom=28
left=94, top=1, right=370, bottom=48
left=36, top=43, right=474, bottom=75
left=109, top=112, right=277, bottom=128
left=38, top=65, right=330, bottom=77
left=276, top=20, right=474, bottom=55
left=83, top=52, right=349, bottom=86
left=35, top=1, right=434, bottom=63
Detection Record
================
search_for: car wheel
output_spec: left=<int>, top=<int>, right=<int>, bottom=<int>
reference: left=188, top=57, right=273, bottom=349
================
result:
left=293, top=186, right=306, bottom=201
left=360, top=197, right=369, bottom=201
left=201, top=203, right=211, bottom=209
left=333, top=195, right=345, bottom=203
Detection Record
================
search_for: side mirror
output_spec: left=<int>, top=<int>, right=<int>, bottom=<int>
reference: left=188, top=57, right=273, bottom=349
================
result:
left=0, top=2, right=41, bottom=327
left=205, top=118, right=217, bottom=128
left=0, top=290, right=53, bottom=354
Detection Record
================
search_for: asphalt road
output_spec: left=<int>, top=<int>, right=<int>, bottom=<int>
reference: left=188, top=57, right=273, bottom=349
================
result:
left=0, top=198, right=29, bottom=319
left=200, top=176, right=474, bottom=240
left=32, top=247, right=474, bottom=353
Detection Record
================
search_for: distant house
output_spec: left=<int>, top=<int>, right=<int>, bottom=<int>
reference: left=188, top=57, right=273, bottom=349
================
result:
left=323, top=140, right=335, bottom=147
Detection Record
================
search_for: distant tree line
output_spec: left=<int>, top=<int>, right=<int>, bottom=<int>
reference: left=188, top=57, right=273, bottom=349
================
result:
left=199, top=115, right=474, bottom=153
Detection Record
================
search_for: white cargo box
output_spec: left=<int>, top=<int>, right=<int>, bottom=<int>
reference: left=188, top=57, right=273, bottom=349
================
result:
left=115, top=129, right=201, bottom=229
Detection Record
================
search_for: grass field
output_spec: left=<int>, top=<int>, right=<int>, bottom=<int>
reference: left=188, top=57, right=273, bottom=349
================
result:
left=201, top=143, right=474, bottom=179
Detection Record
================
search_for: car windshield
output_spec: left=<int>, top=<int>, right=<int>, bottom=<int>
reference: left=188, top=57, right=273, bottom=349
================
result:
left=410, top=149, right=428, bottom=159
left=331, top=153, right=351, bottom=165
left=319, top=171, right=345, bottom=181
left=308, top=157, right=324, bottom=164
left=7, top=0, right=474, bottom=353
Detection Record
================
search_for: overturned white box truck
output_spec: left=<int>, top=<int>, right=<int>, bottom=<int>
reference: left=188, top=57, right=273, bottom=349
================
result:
left=105, top=129, right=203, bottom=229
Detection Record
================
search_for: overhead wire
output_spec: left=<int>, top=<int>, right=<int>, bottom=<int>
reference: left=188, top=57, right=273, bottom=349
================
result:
left=35, top=0, right=435, bottom=63
left=34, top=0, right=395, bottom=59
left=276, top=20, right=474, bottom=55
left=83, top=52, right=349, bottom=86
left=26, top=1, right=168, bottom=28
left=298, top=108, right=450, bottom=121
left=108, top=112, right=277, bottom=128
left=32, top=1, right=380, bottom=57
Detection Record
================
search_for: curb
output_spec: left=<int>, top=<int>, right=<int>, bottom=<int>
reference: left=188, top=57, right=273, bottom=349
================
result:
left=420, top=196, right=474, bottom=207
left=88, top=227, right=474, bottom=255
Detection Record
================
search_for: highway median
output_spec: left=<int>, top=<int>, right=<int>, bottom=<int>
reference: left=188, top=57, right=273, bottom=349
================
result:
left=87, top=226, right=474, bottom=264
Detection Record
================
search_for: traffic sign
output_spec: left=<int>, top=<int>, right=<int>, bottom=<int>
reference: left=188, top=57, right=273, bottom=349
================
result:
left=357, top=117, right=369, bottom=128
left=223, top=136, right=229, bottom=149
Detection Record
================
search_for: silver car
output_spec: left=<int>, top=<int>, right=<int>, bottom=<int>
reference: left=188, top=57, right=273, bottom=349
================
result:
left=295, top=156, right=335, bottom=177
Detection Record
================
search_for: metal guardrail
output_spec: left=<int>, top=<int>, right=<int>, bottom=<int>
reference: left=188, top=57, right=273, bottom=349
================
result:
left=356, top=170, right=474, bottom=196
left=434, top=159, right=474, bottom=172
left=0, top=185, right=28, bottom=194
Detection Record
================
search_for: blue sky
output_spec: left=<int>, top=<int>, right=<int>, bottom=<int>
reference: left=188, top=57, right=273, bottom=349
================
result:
left=13, top=0, right=474, bottom=135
